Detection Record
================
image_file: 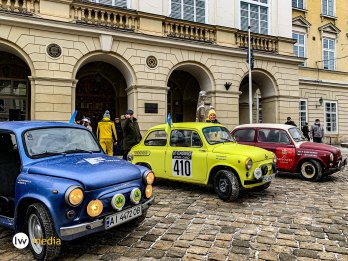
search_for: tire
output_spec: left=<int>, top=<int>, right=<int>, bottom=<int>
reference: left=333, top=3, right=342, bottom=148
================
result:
left=25, top=203, right=61, bottom=261
left=252, top=182, right=271, bottom=192
left=300, top=160, right=323, bottom=181
left=213, top=170, right=240, bottom=201
left=128, top=210, right=147, bottom=226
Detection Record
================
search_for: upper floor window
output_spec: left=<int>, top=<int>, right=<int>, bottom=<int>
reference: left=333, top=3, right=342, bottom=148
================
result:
left=241, top=0, right=269, bottom=35
left=322, top=0, right=334, bottom=16
left=325, top=101, right=337, bottom=133
left=293, top=32, right=305, bottom=58
left=292, top=0, right=304, bottom=9
left=89, top=0, right=128, bottom=8
left=170, top=0, right=206, bottom=23
left=323, top=38, right=335, bottom=70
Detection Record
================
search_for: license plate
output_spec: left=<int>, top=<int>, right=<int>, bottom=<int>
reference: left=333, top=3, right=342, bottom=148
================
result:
left=263, top=173, right=275, bottom=183
left=105, top=205, right=142, bottom=229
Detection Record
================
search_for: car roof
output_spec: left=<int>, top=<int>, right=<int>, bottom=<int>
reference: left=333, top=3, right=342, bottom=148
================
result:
left=0, top=121, right=85, bottom=134
left=233, top=123, right=296, bottom=130
left=149, top=122, right=223, bottom=131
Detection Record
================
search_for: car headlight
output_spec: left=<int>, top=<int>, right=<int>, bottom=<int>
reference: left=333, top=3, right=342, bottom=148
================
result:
left=254, top=168, right=262, bottom=180
left=127, top=153, right=134, bottom=161
left=330, top=153, right=334, bottom=162
left=273, top=154, right=277, bottom=164
left=143, top=170, right=155, bottom=185
left=87, top=200, right=103, bottom=217
left=245, top=158, right=253, bottom=170
left=145, top=185, right=153, bottom=198
left=65, top=186, right=84, bottom=206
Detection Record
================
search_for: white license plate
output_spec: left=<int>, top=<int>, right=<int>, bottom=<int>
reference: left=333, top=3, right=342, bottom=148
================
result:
left=263, top=173, right=275, bottom=183
left=105, top=205, right=142, bottom=229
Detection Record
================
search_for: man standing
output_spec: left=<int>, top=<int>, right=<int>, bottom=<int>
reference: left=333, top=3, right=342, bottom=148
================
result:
left=114, top=117, right=123, bottom=156
left=301, top=122, right=310, bottom=141
left=311, top=119, right=324, bottom=143
left=122, top=109, right=142, bottom=160
left=284, top=116, right=297, bottom=127
left=97, top=110, right=117, bottom=156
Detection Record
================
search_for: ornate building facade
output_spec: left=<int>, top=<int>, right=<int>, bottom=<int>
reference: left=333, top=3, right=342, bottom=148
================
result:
left=0, top=0, right=301, bottom=133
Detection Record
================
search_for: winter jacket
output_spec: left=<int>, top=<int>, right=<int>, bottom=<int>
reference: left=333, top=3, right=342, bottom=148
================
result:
left=311, top=123, right=324, bottom=138
left=122, top=118, right=142, bottom=150
left=206, top=119, right=220, bottom=124
left=97, top=118, right=117, bottom=141
left=285, top=121, right=297, bottom=127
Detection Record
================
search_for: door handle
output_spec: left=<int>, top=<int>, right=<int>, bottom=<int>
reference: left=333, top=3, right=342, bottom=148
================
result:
left=199, top=149, right=206, bottom=152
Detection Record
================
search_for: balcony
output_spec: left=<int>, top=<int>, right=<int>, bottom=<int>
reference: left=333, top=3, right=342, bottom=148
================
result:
left=235, top=31, right=278, bottom=53
left=0, top=0, right=40, bottom=14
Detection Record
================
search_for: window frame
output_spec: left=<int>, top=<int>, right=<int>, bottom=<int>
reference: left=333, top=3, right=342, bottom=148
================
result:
left=89, top=0, right=130, bottom=8
left=240, top=0, right=270, bottom=35
left=324, top=100, right=338, bottom=134
left=292, top=0, right=305, bottom=9
left=169, top=0, right=208, bottom=24
left=322, top=0, right=335, bottom=17
left=322, top=37, right=336, bottom=70
left=233, top=128, right=256, bottom=142
left=299, top=99, right=308, bottom=130
left=144, top=129, right=168, bottom=147
left=169, top=129, right=203, bottom=148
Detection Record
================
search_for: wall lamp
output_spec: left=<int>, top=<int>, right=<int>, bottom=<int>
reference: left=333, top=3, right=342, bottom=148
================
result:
left=316, top=97, right=323, bottom=108
left=224, top=82, right=232, bottom=91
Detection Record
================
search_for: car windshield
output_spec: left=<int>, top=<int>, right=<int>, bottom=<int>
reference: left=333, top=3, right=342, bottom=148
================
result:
left=288, top=127, right=305, bottom=142
left=203, top=126, right=235, bottom=144
left=24, top=127, right=101, bottom=158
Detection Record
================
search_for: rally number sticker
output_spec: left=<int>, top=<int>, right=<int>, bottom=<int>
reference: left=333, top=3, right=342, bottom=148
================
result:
left=172, top=151, right=192, bottom=177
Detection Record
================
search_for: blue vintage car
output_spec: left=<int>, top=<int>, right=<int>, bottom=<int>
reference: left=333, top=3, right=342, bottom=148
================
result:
left=0, top=121, right=154, bottom=260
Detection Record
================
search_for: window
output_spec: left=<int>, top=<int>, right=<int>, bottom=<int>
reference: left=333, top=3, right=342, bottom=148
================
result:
left=325, top=101, right=337, bottom=132
left=258, top=129, right=290, bottom=144
left=170, top=130, right=202, bottom=147
left=322, top=0, right=334, bottom=16
left=293, top=32, right=305, bottom=59
left=299, top=99, right=307, bottom=130
left=241, top=0, right=269, bottom=34
left=233, top=129, right=255, bottom=142
left=170, top=0, right=206, bottom=23
left=323, top=38, right=335, bottom=70
left=144, top=130, right=167, bottom=146
left=292, top=0, right=304, bottom=9
left=89, top=0, right=128, bottom=8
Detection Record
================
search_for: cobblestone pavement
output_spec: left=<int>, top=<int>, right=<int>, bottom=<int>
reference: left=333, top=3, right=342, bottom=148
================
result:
left=1, top=170, right=348, bottom=260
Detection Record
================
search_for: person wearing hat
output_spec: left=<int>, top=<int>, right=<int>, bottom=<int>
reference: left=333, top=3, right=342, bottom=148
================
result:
left=284, top=116, right=297, bottom=127
left=122, top=109, right=142, bottom=160
left=82, top=117, right=93, bottom=132
left=96, top=110, right=117, bottom=156
left=206, top=109, right=220, bottom=124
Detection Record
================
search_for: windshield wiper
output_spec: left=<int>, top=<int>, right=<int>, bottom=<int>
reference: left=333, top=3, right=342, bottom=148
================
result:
left=33, top=151, right=65, bottom=157
left=62, top=149, right=94, bottom=154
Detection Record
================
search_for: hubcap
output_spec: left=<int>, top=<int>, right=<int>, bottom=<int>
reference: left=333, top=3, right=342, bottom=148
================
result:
left=219, top=178, right=229, bottom=193
left=301, top=163, right=316, bottom=179
left=28, top=214, right=43, bottom=254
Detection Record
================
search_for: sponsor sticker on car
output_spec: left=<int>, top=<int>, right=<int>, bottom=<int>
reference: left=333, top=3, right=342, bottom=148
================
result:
left=172, top=151, right=192, bottom=177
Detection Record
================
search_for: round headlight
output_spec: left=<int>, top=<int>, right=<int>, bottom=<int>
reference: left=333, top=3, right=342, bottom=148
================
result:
left=145, top=185, right=153, bottom=198
left=273, top=154, right=277, bottom=164
left=254, top=168, right=262, bottom=180
left=144, top=171, right=155, bottom=185
left=127, top=153, right=134, bottom=161
left=87, top=200, right=103, bottom=217
left=245, top=158, right=253, bottom=170
left=130, top=188, right=142, bottom=204
left=65, top=186, right=84, bottom=206
left=111, top=194, right=125, bottom=211
left=330, top=153, right=334, bottom=162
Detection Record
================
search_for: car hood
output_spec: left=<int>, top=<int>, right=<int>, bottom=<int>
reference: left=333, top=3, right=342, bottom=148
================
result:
left=26, top=154, right=141, bottom=190
left=212, top=143, right=273, bottom=162
left=299, top=142, right=339, bottom=154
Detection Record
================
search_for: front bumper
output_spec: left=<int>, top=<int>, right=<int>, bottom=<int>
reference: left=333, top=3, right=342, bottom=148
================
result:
left=328, top=157, right=347, bottom=174
left=60, top=197, right=154, bottom=240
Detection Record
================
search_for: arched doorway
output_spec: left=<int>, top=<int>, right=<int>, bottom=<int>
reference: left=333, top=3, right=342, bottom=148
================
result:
left=239, top=71, right=277, bottom=124
left=76, top=62, right=127, bottom=130
left=0, top=51, right=31, bottom=121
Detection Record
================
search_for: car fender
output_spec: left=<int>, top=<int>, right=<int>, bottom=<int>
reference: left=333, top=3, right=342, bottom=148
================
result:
left=295, top=156, right=327, bottom=172
left=207, top=162, right=242, bottom=185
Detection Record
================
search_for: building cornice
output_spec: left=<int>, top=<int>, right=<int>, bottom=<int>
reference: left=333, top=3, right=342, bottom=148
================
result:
left=299, top=78, right=348, bottom=88
left=300, top=66, right=348, bottom=75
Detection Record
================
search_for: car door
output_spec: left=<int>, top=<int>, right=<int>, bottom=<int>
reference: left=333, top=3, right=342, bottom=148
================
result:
left=257, top=128, right=296, bottom=171
left=165, top=129, right=207, bottom=183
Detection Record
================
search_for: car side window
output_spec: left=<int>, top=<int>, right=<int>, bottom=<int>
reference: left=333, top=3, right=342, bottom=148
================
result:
left=170, top=130, right=202, bottom=148
left=258, top=129, right=269, bottom=142
left=144, top=130, right=167, bottom=146
left=234, top=129, right=255, bottom=142
left=258, top=129, right=290, bottom=144
left=279, top=130, right=290, bottom=144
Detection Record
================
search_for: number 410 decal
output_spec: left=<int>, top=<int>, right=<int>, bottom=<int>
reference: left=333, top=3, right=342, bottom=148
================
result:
left=172, top=151, right=192, bottom=177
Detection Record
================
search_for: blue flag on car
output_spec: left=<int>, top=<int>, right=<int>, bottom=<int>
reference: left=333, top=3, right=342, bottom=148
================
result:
left=69, top=110, right=78, bottom=124
left=165, top=113, right=172, bottom=133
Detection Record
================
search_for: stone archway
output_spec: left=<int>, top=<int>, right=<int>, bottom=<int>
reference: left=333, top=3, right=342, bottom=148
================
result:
left=167, top=63, right=214, bottom=122
left=239, top=70, right=278, bottom=124
left=0, top=51, right=31, bottom=121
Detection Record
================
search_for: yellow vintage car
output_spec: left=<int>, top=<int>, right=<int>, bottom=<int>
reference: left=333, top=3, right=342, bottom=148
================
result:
left=128, top=123, right=277, bottom=201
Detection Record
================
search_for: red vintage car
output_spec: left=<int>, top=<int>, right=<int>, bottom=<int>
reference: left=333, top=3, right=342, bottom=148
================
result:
left=231, top=124, right=347, bottom=181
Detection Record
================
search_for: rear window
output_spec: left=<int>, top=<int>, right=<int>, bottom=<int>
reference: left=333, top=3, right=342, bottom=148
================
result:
left=233, top=129, right=255, bottom=142
left=144, top=130, right=167, bottom=146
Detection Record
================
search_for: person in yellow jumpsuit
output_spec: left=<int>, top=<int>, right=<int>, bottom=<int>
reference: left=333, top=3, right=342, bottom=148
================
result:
left=97, top=110, right=117, bottom=156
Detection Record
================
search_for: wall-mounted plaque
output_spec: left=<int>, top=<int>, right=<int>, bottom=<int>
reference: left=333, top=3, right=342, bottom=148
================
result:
left=145, top=103, right=158, bottom=113
left=47, top=43, right=62, bottom=58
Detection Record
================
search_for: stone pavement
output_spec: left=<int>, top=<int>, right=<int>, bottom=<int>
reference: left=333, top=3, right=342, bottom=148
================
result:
left=1, top=171, right=348, bottom=260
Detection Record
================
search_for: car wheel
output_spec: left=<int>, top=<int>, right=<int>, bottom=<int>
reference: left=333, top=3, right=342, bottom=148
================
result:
left=252, top=182, right=271, bottom=192
left=128, top=210, right=147, bottom=227
left=26, top=203, right=61, bottom=261
left=300, top=160, right=323, bottom=181
left=213, top=170, right=240, bottom=201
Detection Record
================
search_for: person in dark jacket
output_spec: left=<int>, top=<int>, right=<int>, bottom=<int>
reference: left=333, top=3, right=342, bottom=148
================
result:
left=301, top=122, right=310, bottom=141
left=122, top=109, right=142, bottom=160
left=284, top=116, right=297, bottom=127
left=206, top=109, right=220, bottom=124
left=311, top=119, right=324, bottom=143
left=113, top=117, right=124, bottom=156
